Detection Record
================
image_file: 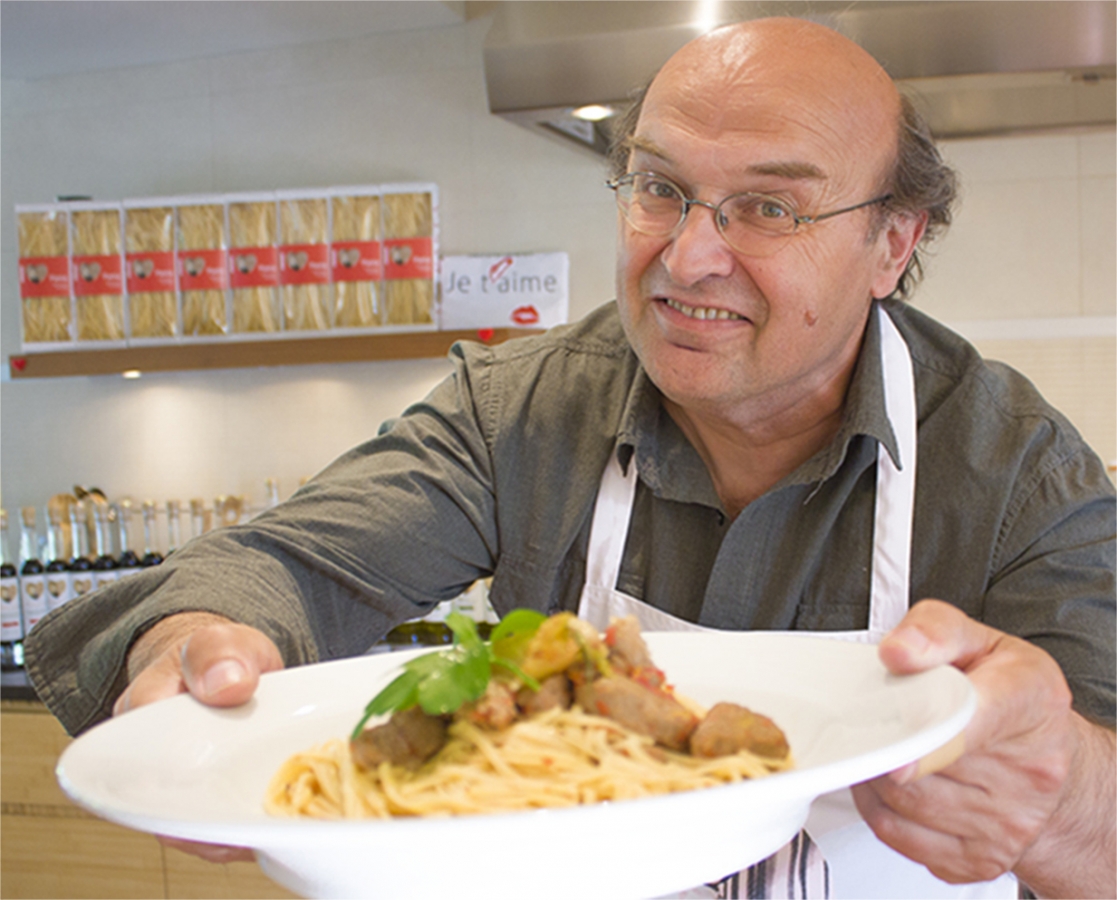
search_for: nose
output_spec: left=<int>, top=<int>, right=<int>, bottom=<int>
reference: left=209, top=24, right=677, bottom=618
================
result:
left=660, top=199, right=736, bottom=287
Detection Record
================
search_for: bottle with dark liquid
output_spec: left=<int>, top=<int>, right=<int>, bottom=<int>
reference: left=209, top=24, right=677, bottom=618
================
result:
left=115, top=500, right=142, bottom=577
left=68, top=504, right=94, bottom=603
left=382, top=601, right=454, bottom=650
left=140, top=500, right=164, bottom=567
left=1, top=510, right=23, bottom=671
left=45, top=505, right=73, bottom=612
left=18, top=507, right=49, bottom=638
left=90, top=504, right=119, bottom=591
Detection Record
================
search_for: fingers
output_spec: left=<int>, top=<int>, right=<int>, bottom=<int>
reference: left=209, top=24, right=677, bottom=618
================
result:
left=180, top=623, right=285, bottom=708
left=158, top=835, right=255, bottom=864
left=113, top=621, right=284, bottom=714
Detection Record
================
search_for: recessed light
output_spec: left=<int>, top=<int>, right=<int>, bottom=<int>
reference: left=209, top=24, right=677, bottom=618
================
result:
left=571, top=104, right=616, bottom=122
left=122, top=369, right=142, bottom=379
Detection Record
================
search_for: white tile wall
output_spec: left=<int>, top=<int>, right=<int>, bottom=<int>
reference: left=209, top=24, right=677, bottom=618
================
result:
left=2, top=17, right=1114, bottom=520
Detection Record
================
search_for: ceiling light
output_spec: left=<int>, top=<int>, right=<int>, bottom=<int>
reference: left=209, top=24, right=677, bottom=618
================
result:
left=122, top=369, right=142, bottom=379
left=571, top=104, right=615, bottom=122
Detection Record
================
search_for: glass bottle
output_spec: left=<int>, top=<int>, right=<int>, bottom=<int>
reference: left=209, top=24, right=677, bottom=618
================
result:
left=265, top=478, right=281, bottom=510
left=45, top=505, right=73, bottom=612
left=165, top=499, right=183, bottom=555
left=91, top=504, right=119, bottom=590
left=68, top=504, right=94, bottom=603
left=141, top=500, right=164, bottom=567
left=190, top=498, right=209, bottom=539
left=18, top=506, right=49, bottom=638
left=115, top=500, right=142, bottom=577
left=1, top=510, right=23, bottom=670
left=383, top=601, right=454, bottom=650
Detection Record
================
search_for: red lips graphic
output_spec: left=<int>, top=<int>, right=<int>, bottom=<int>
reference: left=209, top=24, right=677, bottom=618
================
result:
left=511, top=305, right=540, bottom=325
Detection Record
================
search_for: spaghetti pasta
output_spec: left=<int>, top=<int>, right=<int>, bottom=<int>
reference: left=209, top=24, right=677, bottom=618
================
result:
left=266, top=705, right=791, bottom=821
left=125, top=205, right=177, bottom=338
left=18, top=208, right=72, bottom=343
left=330, top=192, right=381, bottom=328
left=177, top=203, right=228, bottom=336
left=71, top=208, right=125, bottom=341
left=381, top=190, right=434, bottom=326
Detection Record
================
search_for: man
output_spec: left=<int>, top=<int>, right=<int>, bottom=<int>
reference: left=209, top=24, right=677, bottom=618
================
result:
left=25, top=17, right=1114, bottom=899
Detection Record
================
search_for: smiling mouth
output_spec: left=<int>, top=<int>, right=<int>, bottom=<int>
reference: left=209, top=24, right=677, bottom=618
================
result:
left=661, top=297, right=746, bottom=322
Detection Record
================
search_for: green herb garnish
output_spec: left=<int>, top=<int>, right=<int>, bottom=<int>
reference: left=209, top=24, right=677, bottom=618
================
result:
left=351, top=609, right=546, bottom=740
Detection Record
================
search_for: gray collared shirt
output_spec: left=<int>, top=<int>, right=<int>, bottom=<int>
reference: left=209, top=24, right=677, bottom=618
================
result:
left=26, top=301, right=1116, bottom=735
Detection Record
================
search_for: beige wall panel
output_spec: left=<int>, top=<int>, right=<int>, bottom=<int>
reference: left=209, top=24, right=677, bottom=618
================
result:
left=1, top=704, right=74, bottom=809
left=0, top=814, right=164, bottom=899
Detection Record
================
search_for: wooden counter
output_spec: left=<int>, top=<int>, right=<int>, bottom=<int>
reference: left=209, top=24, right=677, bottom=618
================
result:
left=1, top=698, right=297, bottom=899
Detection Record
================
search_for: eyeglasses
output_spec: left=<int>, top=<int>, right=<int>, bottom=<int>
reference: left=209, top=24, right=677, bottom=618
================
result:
left=607, top=171, right=892, bottom=258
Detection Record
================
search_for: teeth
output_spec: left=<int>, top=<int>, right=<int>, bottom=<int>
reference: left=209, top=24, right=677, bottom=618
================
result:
left=663, top=297, right=743, bottom=321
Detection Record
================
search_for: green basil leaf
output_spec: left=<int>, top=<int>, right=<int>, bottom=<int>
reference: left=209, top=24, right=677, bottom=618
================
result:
left=445, top=610, right=484, bottom=650
left=489, top=608, right=546, bottom=663
left=416, top=645, right=490, bottom=715
left=350, top=669, right=422, bottom=739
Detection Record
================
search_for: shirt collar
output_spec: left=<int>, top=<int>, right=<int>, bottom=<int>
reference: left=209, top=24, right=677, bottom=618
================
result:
left=613, top=301, right=901, bottom=506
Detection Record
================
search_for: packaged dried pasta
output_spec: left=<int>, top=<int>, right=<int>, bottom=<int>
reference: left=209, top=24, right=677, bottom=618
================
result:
left=329, top=186, right=381, bottom=329
left=227, top=193, right=280, bottom=333
left=124, top=199, right=178, bottom=339
left=175, top=196, right=230, bottom=336
left=69, top=202, right=125, bottom=342
left=17, top=204, right=73, bottom=345
left=381, top=183, right=438, bottom=327
left=277, top=190, right=331, bottom=331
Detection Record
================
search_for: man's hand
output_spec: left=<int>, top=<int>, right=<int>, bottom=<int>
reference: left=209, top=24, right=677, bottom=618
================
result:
left=852, top=599, right=1116, bottom=898
left=112, top=612, right=285, bottom=864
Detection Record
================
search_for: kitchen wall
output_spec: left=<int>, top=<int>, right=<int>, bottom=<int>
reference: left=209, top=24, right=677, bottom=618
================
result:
left=2, top=14, right=1114, bottom=523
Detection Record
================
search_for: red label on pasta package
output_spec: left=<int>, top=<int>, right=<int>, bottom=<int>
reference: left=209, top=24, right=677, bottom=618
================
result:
left=71, top=254, right=123, bottom=296
left=278, top=243, right=330, bottom=286
left=331, top=240, right=382, bottom=282
left=126, top=251, right=176, bottom=294
left=228, top=246, right=279, bottom=289
left=19, top=256, right=71, bottom=298
left=383, top=237, right=433, bottom=281
left=177, top=249, right=229, bottom=291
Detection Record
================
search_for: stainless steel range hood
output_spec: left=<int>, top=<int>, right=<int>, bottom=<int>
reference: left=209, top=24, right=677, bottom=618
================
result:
left=479, top=1, right=1116, bottom=158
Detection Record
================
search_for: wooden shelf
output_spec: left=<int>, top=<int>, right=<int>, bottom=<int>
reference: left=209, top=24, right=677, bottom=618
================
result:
left=8, top=328, right=540, bottom=379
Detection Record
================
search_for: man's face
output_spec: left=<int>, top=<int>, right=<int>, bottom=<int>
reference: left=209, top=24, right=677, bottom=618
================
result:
left=615, top=29, right=905, bottom=423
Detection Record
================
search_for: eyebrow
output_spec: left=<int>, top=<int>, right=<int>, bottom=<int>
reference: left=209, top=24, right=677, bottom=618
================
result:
left=626, top=135, right=828, bottom=182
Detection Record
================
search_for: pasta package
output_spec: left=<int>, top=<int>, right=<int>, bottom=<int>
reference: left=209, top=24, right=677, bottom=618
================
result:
left=175, top=196, right=230, bottom=336
left=381, top=184, right=438, bottom=327
left=124, top=199, right=178, bottom=339
left=227, top=193, right=281, bottom=333
left=278, top=191, right=331, bottom=331
left=329, top=186, right=381, bottom=329
left=69, top=202, right=125, bottom=342
left=17, top=204, right=73, bottom=345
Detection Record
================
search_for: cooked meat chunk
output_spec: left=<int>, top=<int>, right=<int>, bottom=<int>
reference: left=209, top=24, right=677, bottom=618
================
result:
left=517, top=673, right=572, bottom=716
left=576, top=675, right=698, bottom=751
left=462, top=678, right=520, bottom=731
left=604, top=616, right=664, bottom=688
left=350, top=705, right=448, bottom=771
left=689, top=702, right=790, bottom=760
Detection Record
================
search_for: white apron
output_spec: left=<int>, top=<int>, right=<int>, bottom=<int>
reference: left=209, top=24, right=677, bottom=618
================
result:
left=577, top=311, right=1016, bottom=900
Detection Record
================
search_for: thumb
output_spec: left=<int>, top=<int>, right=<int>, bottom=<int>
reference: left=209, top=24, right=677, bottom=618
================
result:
left=180, top=622, right=285, bottom=707
left=878, top=598, right=997, bottom=675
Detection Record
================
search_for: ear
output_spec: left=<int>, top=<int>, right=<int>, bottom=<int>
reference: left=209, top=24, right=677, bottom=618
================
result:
left=870, top=210, right=928, bottom=299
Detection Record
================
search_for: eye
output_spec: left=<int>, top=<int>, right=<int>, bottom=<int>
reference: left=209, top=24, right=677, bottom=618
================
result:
left=757, top=199, right=791, bottom=220
left=636, top=176, right=682, bottom=201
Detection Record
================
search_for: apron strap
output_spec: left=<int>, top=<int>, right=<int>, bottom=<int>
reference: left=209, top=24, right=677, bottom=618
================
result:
left=583, top=448, right=638, bottom=592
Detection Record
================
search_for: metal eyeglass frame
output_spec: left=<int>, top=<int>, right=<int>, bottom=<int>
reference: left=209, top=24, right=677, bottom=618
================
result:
left=607, top=171, right=893, bottom=256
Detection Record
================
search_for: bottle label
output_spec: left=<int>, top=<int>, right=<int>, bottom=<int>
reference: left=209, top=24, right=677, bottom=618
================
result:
left=331, top=241, right=382, bottom=282
left=94, top=571, right=119, bottom=591
left=177, top=249, right=230, bottom=292
left=383, top=237, right=433, bottom=281
left=228, top=246, right=280, bottom=289
left=126, top=251, right=176, bottom=294
left=71, top=572, right=94, bottom=600
left=46, top=571, right=73, bottom=612
left=1, top=576, right=22, bottom=642
left=20, top=574, right=49, bottom=633
left=278, top=243, right=330, bottom=285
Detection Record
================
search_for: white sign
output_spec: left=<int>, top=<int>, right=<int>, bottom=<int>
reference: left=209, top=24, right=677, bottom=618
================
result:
left=440, top=253, right=568, bottom=330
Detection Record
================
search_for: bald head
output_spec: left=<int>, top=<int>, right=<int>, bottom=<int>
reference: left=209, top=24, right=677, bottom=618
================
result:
left=634, top=17, right=902, bottom=195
